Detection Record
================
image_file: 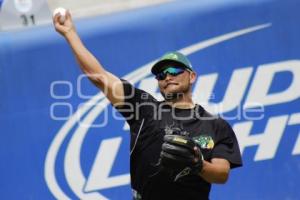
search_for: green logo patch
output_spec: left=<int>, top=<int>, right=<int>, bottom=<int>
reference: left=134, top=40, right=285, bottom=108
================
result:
left=193, top=135, right=214, bottom=149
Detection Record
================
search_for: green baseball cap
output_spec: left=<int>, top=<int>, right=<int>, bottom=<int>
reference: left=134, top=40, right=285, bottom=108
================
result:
left=151, top=51, right=193, bottom=75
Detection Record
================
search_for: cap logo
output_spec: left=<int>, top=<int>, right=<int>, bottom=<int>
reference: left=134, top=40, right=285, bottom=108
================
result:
left=167, top=53, right=178, bottom=60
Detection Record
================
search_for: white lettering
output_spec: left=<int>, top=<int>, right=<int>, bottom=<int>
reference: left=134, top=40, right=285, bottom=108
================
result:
left=193, top=73, right=218, bottom=112
left=233, top=115, right=289, bottom=161
left=194, top=67, right=253, bottom=114
left=292, top=134, right=300, bottom=155
left=288, top=113, right=300, bottom=155
left=85, top=137, right=130, bottom=192
left=245, top=60, right=300, bottom=108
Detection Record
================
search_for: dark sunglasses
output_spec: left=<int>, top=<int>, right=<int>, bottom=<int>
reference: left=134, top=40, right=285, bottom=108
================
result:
left=155, top=67, right=185, bottom=80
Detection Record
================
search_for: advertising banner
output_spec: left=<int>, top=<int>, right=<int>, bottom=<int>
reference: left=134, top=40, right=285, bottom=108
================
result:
left=0, top=0, right=299, bottom=199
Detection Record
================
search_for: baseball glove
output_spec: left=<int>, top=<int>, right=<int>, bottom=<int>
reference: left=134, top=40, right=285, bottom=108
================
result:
left=159, top=134, right=203, bottom=181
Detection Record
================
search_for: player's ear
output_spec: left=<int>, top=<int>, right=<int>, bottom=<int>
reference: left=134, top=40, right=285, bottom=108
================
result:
left=189, top=71, right=197, bottom=84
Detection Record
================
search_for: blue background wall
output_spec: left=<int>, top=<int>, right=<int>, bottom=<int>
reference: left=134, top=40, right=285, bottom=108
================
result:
left=0, top=0, right=299, bottom=199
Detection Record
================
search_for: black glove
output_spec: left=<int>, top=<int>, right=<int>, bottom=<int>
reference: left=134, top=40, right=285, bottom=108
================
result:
left=159, top=135, right=203, bottom=181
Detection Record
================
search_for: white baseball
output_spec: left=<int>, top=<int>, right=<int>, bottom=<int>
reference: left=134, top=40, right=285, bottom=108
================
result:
left=53, top=7, right=67, bottom=24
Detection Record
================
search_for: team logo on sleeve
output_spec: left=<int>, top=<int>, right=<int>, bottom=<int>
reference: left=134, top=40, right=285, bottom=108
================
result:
left=193, top=136, right=214, bottom=149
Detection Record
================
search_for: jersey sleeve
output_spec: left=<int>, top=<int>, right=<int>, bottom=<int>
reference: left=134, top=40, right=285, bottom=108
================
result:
left=114, top=79, right=156, bottom=127
left=211, top=118, right=243, bottom=169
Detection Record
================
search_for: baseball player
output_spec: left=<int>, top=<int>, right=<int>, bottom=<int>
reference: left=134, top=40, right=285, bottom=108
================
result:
left=53, top=11, right=242, bottom=200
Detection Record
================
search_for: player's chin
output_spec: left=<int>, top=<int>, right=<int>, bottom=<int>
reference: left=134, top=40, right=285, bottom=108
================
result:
left=162, top=88, right=178, bottom=97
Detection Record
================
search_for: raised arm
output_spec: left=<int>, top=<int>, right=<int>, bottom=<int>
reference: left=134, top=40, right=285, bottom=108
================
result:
left=53, top=10, right=124, bottom=106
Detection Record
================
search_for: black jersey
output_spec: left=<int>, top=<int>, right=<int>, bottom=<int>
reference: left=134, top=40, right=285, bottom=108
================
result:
left=116, top=79, right=242, bottom=200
